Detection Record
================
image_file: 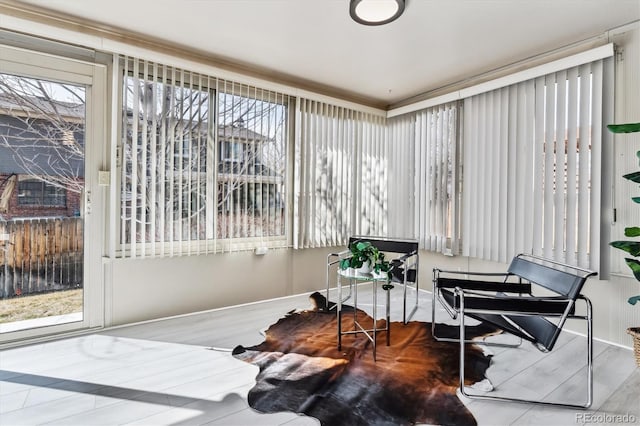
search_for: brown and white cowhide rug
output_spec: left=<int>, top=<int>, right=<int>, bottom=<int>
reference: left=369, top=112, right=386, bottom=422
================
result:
left=232, top=292, right=496, bottom=426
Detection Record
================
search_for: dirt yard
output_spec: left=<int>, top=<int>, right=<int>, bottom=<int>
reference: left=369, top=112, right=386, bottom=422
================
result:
left=0, top=289, right=83, bottom=323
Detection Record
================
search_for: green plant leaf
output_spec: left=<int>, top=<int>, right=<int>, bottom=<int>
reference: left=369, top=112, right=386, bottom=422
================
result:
left=622, top=171, right=640, bottom=183
left=355, top=241, right=370, bottom=251
left=633, top=197, right=640, bottom=204
left=339, top=258, right=350, bottom=270
left=628, top=295, right=640, bottom=305
left=611, top=241, right=640, bottom=256
left=624, top=258, right=640, bottom=282
left=607, top=123, right=640, bottom=133
left=625, top=227, right=640, bottom=237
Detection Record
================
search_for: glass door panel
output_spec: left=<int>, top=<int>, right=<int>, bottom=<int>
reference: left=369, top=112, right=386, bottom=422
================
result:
left=0, top=73, right=86, bottom=334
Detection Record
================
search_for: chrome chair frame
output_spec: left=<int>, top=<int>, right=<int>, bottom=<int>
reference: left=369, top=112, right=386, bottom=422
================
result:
left=432, top=269, right=524, bottom=348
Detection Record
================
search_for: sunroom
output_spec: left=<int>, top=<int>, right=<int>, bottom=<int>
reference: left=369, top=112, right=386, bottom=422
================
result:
left=0, top=1, right=639, bottom=425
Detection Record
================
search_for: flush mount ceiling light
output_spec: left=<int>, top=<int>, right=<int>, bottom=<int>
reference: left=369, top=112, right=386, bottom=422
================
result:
left=350, top=0, right=405, bottom=26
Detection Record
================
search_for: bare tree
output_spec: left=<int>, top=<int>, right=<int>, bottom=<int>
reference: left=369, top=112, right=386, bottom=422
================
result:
left=0, top=74, right=85, bottom=194
left=122, top=75, right=287, bottom=243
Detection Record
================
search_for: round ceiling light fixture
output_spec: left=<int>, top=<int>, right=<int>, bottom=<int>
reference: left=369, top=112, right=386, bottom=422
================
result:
left=350, top=0, right=405, bottom=26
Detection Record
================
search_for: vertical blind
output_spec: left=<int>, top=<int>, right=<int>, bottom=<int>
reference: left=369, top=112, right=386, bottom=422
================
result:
left=387, top=114, right=415, bottom=239
left=119, top=56, right=290, bottom=258
left=462, top=59, right=606, bottom=270
left=415, top=103, right=460, bottom=253
left=388, top=103, right=460, bottom=253
left=294, top=98, right=387, bottom=249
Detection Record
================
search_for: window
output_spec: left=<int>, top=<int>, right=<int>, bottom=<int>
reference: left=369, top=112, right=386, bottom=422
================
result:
left=18, top=178, right=66, bottom=207
left=216, top=89, right=288, bottom=241
left=220, top=141, right=245, bottom=163
left=119, top=57, right=290, bottom=257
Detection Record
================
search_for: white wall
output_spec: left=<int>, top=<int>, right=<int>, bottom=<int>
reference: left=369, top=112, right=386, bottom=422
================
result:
left=106, top=247, right=330, bottom=325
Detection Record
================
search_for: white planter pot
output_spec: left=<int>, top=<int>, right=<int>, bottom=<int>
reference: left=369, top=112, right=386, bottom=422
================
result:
left=356, top=260, right=373, bottom=274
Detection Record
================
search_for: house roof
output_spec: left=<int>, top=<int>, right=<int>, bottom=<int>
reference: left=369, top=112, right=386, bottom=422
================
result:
left=0, top=93, right=85, bottom=121
left=218, top=123, right=271, bottom=143
left=125, top=109, right=272, bottom=143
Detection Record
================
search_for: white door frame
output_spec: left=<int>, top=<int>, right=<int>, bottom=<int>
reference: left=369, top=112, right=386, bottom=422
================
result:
left=0, top=44, right=106, bottom=345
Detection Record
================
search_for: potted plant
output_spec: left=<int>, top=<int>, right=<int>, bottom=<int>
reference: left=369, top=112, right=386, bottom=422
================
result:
left=340, top=240, right=393, bottom=283
left=608, top=121, right=640, bottom=366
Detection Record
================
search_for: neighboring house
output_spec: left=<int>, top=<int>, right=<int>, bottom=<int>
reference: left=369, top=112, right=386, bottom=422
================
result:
left=0, top=90, right=284, bottom=224
left=123, top=110, right=284, bottom=225
left=216, top=120, right=284, bottom=215
left=0, top=93, right=84, bottom=220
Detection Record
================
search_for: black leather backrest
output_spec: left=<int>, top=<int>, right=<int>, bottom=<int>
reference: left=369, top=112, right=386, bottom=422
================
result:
left=348, top=236, right=418, bottom=255
left=507, top=256, right=587, bottom=299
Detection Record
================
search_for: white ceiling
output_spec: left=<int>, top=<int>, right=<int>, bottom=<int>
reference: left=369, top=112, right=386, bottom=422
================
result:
left=14, top=0, right=640, bottom=107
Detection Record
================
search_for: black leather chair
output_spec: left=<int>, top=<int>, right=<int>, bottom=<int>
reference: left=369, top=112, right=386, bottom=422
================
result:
left=432, top=253, right=596, bottom=408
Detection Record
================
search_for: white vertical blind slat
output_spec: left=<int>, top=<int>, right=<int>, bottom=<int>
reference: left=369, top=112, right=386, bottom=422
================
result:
left=292, top=98, right=302, bottom=248
left=498, top=89, right=509, bottom=263
left=139, top=60, right=149, bottom=258
left=507, top=87, right=518, bottom=258
left=304, top=99, right=312, bottom=248
left=450, top=104, right=460, bottom=255
left=186, top=71, right=194, bottom=253
left=167, top=66, right=176, bottom=256
left=320, top=102, right=328, bottom=246
left=522, top=79, right=536, bottom=255
left=330, top=106, right=346, bottom=246
left=479, top=93, right=490, bottom=259
left=532, top=76, right=545, bottom=257
left=578, top=63, right=591, bottom=268
left=543, top=73, right=556, bottom=260
left=138, top=61, right=151, bottom=258
left=205, top=75, right=215, bottom=250
left=416, top=112, right=424, bottom=245
left=176, top=69, right=186, bottom=255
left=554, top=71, right=568, bottom=262
left=149, top=62, right=158, bottom=257
left=130, top=58, right=140, bottom=258
left=462, top=97, right=474, bottom=258
left=120, top=56, right=129, bottom=258
left=311, top=100, right=320, bottom=246
left=352, top=112, right=360, bottom=234
left=490, top=90, right=501, bottom=261
left=589, top=60, right=603, bottom=271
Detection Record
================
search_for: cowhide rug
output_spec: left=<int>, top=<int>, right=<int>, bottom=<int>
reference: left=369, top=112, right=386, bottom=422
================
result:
left=232, top=292, right=496, bottom=426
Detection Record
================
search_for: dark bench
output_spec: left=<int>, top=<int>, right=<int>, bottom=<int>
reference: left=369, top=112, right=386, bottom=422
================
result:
left=432, top=253, right=596, bottom=408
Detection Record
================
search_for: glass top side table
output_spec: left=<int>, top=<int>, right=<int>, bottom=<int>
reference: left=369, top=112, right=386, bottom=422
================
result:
left=337, top=268, right=392, bottom=361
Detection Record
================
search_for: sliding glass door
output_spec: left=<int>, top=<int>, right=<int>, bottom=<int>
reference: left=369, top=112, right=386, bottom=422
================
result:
left=0, top=45, right=106, bottom=344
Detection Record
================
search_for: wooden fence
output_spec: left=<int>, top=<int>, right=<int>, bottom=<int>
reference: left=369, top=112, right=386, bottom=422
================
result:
left=0, top=217, right=83, bottom=298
